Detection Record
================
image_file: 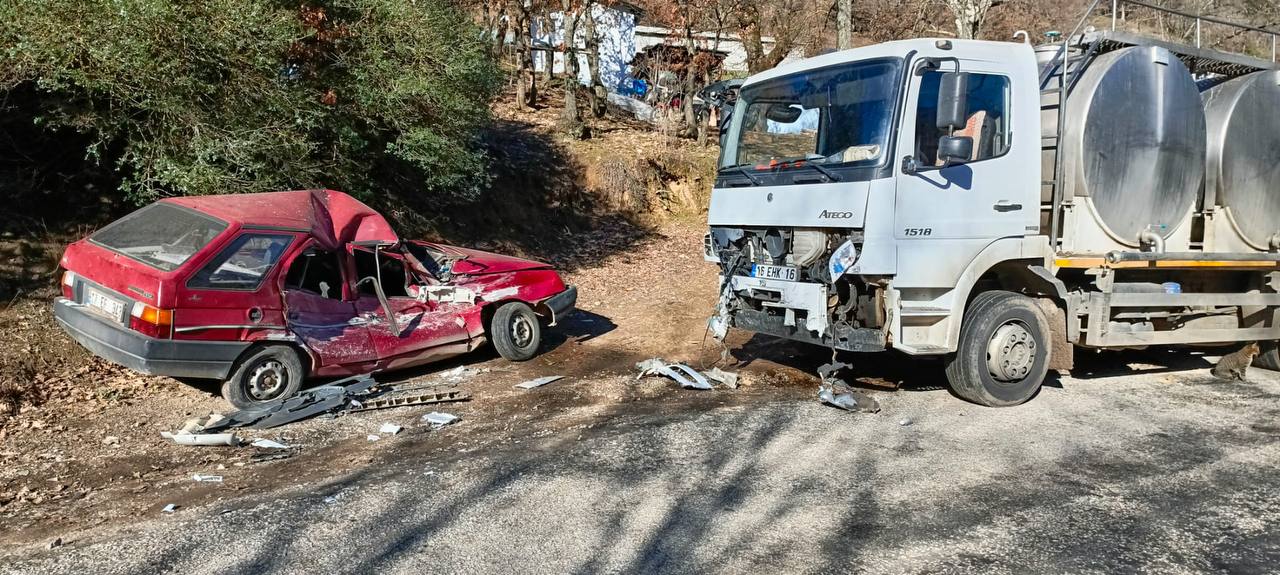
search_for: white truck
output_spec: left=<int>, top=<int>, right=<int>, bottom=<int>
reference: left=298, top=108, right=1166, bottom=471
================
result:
left=704, top=1, right=1280, bottom=406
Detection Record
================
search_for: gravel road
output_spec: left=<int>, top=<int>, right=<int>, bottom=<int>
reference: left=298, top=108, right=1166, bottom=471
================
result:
left=4, top=349, right=1278, bottom=575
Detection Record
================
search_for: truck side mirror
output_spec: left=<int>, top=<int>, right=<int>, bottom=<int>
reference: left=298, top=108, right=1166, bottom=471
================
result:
left=937, top=135, right=974, bottom=165
left=936, top=72, right=970, bottom=130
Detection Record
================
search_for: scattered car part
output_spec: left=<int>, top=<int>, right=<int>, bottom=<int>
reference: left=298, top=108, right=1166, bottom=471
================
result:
left=250, top=385, right=347, bottom=429
left=344, top=389, right=469, bottom=412
left=162, top=504, right=177, bottom=514
left=249, top=438, right=290, bottom=449
left=817, top=383, right=881, bottom=413
left=192, top=474, right=224, bottom=483
left=250, top=452, right=295, bottom=464
left=378, top=423, right=402, bottom=435
left=702, top=367, right=739, bottom=389
left=367, top=435, right=381, bottom=442
left=422, top=412, right=459, bottom=428
left=514, top=375, right=565, bottom=390
left=160, top=432, right=240, bottom=447
left=636, top=358, right=713, bottom=390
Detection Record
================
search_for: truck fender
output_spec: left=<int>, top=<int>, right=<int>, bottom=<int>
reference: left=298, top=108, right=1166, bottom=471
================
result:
left=942, top=237, right=1054, bottom=352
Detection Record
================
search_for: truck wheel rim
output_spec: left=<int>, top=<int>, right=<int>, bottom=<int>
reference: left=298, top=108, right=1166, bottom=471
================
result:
left=986, top=321, right=1036, bottom=383
left=248, top=360, right=288, bottom=401
left=511, top=315, right=534, bottom=348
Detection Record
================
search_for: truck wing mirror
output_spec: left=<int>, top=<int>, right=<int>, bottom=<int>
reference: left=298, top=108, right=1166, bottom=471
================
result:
left=936, top=72, right=970, bottom=130
left=937, top=135, right=974, bottom=166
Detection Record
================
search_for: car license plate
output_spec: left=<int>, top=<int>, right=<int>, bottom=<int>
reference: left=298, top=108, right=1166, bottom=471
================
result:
left=751, top=263, right=798, bottom=281
left=85, top=287, right=125, bottom=320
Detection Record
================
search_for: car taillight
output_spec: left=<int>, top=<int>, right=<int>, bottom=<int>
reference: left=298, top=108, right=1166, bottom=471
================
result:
left=61, top=271, right=75, bottom=300
left=130, top=301, right=173, bottom=339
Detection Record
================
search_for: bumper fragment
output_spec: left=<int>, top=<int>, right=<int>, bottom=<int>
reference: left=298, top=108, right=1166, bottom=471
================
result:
left=541, top=286, right=578, bottom=325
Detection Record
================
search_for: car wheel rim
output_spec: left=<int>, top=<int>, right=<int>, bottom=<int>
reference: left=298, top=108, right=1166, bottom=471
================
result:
left=986, top=321, right=1036, bottom=383
left=511, top=314, right=535, bottom=348
left=248, top=360, right=288, bottom=401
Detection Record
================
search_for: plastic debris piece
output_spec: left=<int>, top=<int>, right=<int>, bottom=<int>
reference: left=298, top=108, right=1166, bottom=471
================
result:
left=367, top=434, right=381, bottom=441
left=817, top=383, right=881, bottom=413
left=379, top=423, right=402, bottom=435
left=702, top=368, right=740, bottom=389
left=192, top=474, right=224, bottom=483
left=422, top=412, right=459, bottom=428
left=250, top=438, right=290, bottom=449
left=898, top=418, right=913, bottom=427
left=162, top=504, right=177, bottom=514
left=161, top=431, right=240, bottom=447
left=636, top=359, right=712, bottom=390
left=515, top=375, right=565, bottom=390
left=252, top=386, right=346, bottom=429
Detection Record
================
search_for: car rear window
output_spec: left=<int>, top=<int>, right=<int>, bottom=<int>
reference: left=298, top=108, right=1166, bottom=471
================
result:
left=90, top=203, right=228, bottom=272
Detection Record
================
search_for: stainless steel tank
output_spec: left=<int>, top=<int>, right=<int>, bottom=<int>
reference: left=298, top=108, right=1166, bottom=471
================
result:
left=1046, top=46, right=1206, bottom=243
left=1202, top=70, right=1280, bottom=250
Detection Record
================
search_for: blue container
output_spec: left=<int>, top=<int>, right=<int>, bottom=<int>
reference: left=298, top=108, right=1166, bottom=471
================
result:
left=1162, top=282, right=1182, bottom=294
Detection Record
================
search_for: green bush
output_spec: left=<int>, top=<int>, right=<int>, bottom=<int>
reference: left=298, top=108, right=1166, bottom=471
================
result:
left=0, top=0, right=502, bottom=205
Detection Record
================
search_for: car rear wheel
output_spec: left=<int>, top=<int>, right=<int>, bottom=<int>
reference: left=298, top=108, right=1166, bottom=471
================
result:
left=222, top=345, right=305, bottom=408
left=945, top=290, right=1050, bottom=407
left=491, top=302, right=541, bottom=361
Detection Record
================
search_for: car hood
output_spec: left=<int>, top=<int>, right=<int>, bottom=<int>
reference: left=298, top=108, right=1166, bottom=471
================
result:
left=421, top=243, right=551, bottom=275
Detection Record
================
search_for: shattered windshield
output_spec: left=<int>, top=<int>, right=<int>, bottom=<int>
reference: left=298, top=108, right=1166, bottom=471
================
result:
left=90, top=203, right=228, bottom=272
left=721, top=58, right=902, bottom=172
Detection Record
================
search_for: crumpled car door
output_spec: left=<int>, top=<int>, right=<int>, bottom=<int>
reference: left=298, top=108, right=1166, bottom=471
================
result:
left=283, top=290, right=379, bottom=370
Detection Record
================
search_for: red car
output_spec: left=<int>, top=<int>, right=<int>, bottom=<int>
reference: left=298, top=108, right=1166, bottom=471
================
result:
left=54, top=190, right=576, bottom=407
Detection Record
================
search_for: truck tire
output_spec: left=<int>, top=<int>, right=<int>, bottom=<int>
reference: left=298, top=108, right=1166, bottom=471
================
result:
left=1255, top=341, right=1280, bottom=371
left=491, top=302, right=541, bottom=361
left=945, top=290, right=1051, bottom=407
left=221, top=345, right=305, bottom=408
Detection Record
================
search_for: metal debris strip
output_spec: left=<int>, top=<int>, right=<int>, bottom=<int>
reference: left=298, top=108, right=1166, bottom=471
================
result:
left=346, top=389, right=470, bottom=412
left=515, top=375, right=565, bottom=390
left=816, top=361, right=881, bottom=413
left=635, top=359, right=713, bottom=390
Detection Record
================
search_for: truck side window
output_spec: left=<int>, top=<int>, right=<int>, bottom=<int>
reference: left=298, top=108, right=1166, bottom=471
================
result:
left=284, top=250, right=344, bottom=300
left=187, top=233, right=293, bottom=291
left=915, top=72, right=1011, bottom=166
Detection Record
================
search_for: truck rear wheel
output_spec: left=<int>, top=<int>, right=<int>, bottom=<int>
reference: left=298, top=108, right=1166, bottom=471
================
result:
left=945, top=291, right=1050, bottom=407
left=1254, top=341, right=1280, bottom=371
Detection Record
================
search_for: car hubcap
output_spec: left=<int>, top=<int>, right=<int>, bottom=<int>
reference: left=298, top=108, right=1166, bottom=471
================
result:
left=986, top=321, right=1036, bottom=382
left=511, top=315, right=534, bottom=348
left=248, top=360, right=288, bottom=401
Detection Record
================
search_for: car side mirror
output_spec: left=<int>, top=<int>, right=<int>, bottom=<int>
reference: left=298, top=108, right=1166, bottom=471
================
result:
left=354, top=276, right=400, bottom=336
left=936, top=72, right=970, bottom=130
left=937, top=135, right=974, bottom=166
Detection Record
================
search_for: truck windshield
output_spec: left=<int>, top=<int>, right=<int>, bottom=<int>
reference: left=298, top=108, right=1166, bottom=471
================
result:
left=721, top=58, right=902, bottom=174
left=90, top=203, right=228, bottom=272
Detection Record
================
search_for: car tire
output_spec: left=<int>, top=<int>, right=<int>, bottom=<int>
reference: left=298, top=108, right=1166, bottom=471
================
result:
left=1255, top=341, right=1280, bottom=371
left=221, top=345, right=305, bottom=408
left=491, top=302, right=541, bottom=361
left=945, top=290, right=1051, bottom=407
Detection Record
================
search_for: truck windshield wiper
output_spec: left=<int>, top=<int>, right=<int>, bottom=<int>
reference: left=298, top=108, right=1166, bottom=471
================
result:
left=720, top=164, right=763, bottom=186
left=795, top=162, right=842, bottom=182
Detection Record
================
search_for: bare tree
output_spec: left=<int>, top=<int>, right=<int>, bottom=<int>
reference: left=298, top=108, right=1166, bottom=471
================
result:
left=582, top=0, right=607, bottom=117
left=512, top=0, right=537, bottom=108
left=837, top=0, right=853, bottom=49
left=944, top=0, right=1005, bottom=39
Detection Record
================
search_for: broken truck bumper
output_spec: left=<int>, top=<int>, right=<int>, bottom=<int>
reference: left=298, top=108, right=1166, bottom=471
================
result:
left=722, top=275, right=886, bottom=352
left=540, top=285, right=578, bottom=324
left=54, top=298, right=251, bottom=380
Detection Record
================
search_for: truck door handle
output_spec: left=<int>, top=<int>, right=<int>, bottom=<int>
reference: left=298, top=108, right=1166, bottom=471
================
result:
left=993, top=201, right=1023, bottom=212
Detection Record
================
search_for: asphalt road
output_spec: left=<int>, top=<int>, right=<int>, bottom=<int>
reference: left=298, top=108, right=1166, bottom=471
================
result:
left=4, top=351, right=1280, bottom=574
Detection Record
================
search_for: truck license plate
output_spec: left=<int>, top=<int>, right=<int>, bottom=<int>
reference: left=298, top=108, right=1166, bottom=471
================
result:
left=751, top=264, right=798, bottom=281
left=85, top=287, right=125, bottom=320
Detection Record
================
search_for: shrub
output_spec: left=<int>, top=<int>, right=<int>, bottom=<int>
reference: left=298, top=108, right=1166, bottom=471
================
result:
left=0, top=0, right=502, bottom=205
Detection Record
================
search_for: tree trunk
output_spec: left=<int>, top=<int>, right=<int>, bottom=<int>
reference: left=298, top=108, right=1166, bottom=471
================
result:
left=513, top=0, right=536, bottom=108
left=582, top=1, right=606, bottom=117
left=945, top=0, right=1000, bottom=40
left=837, top=0, right=853, bottom=50
left=561, top=0, right=581, bottom=126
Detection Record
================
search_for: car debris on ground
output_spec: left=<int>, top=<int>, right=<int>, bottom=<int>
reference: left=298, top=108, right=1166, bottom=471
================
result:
left=514, top=375, right=565, bottom=390
left=249, top=438, right=290, bottom=449
left=378, top=423, right=402, bottom=435
left=816, top=362, right=881, bottom=413
left=635, top=359, right=713, bottom=390
left=702, top=367, right=740, bottom=389
left=422, top=412, right=459, bottom=428
left=160, top=432, right=240, bottom=447
left=192, top=474, right=224, bottom=483
left=161, top=504, right=177, bottom=514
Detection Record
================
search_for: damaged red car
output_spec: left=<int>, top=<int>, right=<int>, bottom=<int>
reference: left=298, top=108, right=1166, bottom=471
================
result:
left=54, top=190, right=576, bottom=407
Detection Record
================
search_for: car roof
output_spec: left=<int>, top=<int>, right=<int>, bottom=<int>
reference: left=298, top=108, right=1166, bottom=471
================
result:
left=163, top=189, right=398, bottom=249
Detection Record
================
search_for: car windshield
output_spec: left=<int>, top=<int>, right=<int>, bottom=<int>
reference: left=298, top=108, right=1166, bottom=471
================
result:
left=721, top=58, right=902, bottom=172
left=90, top=203, right=228, bottom=272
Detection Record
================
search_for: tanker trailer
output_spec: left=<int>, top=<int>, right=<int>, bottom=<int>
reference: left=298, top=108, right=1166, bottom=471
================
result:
left=1202, top=70, right=1280, bottom=253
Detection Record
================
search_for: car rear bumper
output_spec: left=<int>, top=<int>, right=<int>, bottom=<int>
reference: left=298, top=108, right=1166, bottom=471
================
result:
left=54, top=298, right=251, bottom=380
left=541, top=285, right=578, bottom=325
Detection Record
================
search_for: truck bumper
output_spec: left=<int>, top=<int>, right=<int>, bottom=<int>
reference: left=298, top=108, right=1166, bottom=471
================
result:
left=723, top=275, right=886, bottom=352
left=540, top=285, right=578, bottom=325
left=54, top=298, right=251, bottom=380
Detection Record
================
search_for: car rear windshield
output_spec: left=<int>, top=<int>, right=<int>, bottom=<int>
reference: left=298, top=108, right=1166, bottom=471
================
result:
left=90, top=203, right=228, bottom=272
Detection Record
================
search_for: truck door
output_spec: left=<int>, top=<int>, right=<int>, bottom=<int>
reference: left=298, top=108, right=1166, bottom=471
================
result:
left=894, top=63, right=1037, bottom=246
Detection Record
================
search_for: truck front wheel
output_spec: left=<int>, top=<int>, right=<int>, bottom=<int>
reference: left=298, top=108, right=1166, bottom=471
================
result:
left=945, top=291, right=1051, bottom=407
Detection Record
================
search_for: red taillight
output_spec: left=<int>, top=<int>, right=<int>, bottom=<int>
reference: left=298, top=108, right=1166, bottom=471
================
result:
left=129, top=301, right=173, bottom=339
left=61, top=271, right=75, bottom=300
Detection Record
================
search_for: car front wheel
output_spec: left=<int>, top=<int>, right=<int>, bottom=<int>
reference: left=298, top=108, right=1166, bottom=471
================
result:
left=222, top=345, right=305, bottom=408
left=491, top=302, right=542, bottom=361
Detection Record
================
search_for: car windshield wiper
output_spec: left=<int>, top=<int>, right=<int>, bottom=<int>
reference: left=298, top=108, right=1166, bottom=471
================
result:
left=719, top=164, right=763, bottom=186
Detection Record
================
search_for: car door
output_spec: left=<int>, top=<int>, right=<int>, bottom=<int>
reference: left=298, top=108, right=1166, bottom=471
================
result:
left=891, top=59, right=1039, bottom=286
left=281, top=246, right=379, bottom=371
left=351, top=246, right=470, bottom=365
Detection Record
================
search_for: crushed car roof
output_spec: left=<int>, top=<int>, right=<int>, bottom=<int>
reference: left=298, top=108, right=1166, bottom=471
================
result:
left=164, top=189, right=398, bottom=251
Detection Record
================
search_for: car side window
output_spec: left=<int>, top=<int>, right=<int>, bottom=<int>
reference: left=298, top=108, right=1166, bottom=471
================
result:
left=187, top=233, right=293, bottom=291
left=914, top=71, right=1011, bottom=166
left=284, top=249, right=344, bottom=300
